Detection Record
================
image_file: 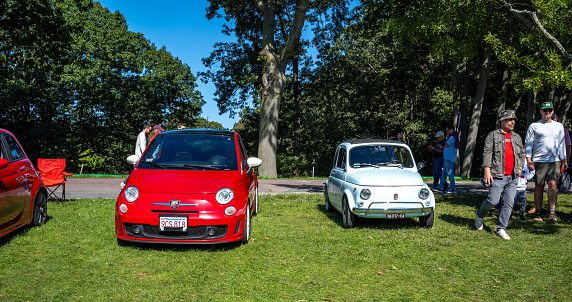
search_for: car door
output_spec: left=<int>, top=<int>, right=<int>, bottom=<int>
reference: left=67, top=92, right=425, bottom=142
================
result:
left=0, top=133, right=30, bottom=227
left=328, top=146, right=347, bottom=210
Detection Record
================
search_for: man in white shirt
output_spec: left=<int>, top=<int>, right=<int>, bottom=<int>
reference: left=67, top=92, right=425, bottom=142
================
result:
left=525, top=102, right=568, bottom=223
left=135, top=124, right=152, bottom=157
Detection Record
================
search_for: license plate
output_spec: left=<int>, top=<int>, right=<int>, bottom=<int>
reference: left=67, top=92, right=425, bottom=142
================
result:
left=386, top=213, right=405, bottom=219
left=159, top=216, right=188, bottom=231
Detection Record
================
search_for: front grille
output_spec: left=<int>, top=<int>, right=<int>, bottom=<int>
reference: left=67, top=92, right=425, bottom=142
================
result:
left=123, top=223, right=227, bottom=240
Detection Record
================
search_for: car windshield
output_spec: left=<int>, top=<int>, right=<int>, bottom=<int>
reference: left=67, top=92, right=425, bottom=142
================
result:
left=349, top=145, right=414, bottom=168
left=139, top=133, right=238, bottom=170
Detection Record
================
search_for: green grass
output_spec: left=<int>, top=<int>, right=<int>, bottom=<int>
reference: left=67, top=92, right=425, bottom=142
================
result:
left=1, top=194, right=571, bottom=301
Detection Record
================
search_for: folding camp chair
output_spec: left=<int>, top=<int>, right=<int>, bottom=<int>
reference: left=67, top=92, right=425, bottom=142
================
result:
left=37, top=158, right=74, bottom=201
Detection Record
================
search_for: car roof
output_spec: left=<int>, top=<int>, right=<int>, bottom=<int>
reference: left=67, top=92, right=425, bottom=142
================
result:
left=161, top=129, right=236, bottom=137
left=343, top=139, right=406, bottom=146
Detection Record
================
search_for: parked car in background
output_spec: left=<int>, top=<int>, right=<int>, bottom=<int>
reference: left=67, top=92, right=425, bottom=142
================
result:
left=324, top=139, right=435, bottom=228
left=116, top=129, right=262, bottom=244
left=0, top=128, right=48, bottom=238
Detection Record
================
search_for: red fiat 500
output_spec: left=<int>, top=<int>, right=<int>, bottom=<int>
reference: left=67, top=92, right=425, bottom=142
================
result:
left=115, top=129, right=261, bottom=244
left=0, top=128, right=48, bottom=238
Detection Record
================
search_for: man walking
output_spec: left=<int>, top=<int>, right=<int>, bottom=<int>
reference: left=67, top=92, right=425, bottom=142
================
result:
left=475, top=110, right=524, bottom=240
left=525, top=102, right=568, bottom=223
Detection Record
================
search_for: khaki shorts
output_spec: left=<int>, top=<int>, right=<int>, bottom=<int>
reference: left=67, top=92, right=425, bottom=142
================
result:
left=534, top=161, right=560, bottom=185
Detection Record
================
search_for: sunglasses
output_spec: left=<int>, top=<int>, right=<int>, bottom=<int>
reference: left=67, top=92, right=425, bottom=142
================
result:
left=542, top=108, right=554, bottom=112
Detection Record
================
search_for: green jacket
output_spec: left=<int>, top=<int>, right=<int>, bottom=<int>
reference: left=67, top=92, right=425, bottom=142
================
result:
left=482, top=129, right=525, bottom=178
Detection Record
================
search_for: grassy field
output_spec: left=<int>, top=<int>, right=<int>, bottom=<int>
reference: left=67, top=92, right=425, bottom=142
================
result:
left=1, top=193, right=571, bottom=301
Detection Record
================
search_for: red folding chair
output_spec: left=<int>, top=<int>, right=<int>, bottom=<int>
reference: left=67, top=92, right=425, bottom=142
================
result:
left=37, top=159, right=74, bottom=201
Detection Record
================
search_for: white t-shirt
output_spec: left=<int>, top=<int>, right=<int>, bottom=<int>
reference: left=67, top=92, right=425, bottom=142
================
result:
left=135, top=131, right=147, bottom=157
left=525, top=120, right=567, bottom=162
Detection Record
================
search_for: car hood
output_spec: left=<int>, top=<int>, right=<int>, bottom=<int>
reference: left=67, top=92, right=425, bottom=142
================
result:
left=127, top=169, right=244, bottom=194
left=345, top=168, right=425, bottom=187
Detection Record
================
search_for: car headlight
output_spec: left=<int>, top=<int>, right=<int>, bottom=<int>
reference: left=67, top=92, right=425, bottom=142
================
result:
left=360, top=189, right=371, bottom=200
left=418, top=188, right=430, bottom=200
left=125, top=186, right=139, bottom=202
left=216, top=187, right=234, bottom=204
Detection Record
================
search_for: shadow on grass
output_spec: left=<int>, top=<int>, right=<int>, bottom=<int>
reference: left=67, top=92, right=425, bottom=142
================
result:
left=115, top=238, right=244, bottom=252
left=439, top=212, right=569, bottom=235
left=316, top=203, right=424, bottom=230
left=0, top=215, right=53, bottom=247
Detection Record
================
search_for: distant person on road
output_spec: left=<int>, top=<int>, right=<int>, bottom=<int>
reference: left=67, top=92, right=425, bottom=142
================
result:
left=135, top=124, right=152, bottom=157
left=428, top=131, right=447, bottom=190
left=388, top=128, right=404, bottom=142
left=434, top=124, right=459, bottom=194
left=177, top=123, right=186, bottom=130
left=475, top=110, right=524, bottom=240
left=525, top=102, right=568, bottom=223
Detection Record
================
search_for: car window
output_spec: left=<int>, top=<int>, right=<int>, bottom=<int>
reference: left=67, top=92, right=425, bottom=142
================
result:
left=335, top=147, right=346, bottom=169
left=139, top=133, right=238, bottom=171
left=0, top=135, right=6, bottom=160
left=4, top=133, right=25, bottom=161
left=238, top=136, right=248, bottom=170
left=350, top=145, right=413, bottom=168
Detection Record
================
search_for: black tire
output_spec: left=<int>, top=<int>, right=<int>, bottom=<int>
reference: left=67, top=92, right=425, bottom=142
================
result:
left=342, top=197, right=356, bottom=228
left=252, top=184, right=259, bottom=216
left=420, top=211, right=434, bottom=228
left=32, top=191, right=48, bottom=226
left=324, top=185, right=334, bottom=212
left=241, top=203, right=252, bottom=244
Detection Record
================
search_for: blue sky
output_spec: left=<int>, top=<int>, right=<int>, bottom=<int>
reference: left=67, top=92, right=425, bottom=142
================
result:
left=97, top=0, right=240, bottom=129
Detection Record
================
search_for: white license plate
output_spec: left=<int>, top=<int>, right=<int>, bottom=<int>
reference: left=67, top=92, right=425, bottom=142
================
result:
left=159, top=216, right=188, bottom=231
left=386, top=213, right=406, bottom=219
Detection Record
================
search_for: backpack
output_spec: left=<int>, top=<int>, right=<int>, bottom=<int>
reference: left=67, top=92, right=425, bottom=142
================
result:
left=558, top=169, right=571, bottom=192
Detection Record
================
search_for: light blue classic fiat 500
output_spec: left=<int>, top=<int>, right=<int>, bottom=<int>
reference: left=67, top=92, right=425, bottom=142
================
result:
left=324, top=139, right=435, bottom=228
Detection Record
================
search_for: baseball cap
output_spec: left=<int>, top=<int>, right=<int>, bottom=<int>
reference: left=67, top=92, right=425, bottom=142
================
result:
left=153, top=125, right=165, bottom=132
left=435, top=131, right=444, bottom=137
left=498, top=110, right=517, bottom=121
left=540, top=102, right=554, bottom=110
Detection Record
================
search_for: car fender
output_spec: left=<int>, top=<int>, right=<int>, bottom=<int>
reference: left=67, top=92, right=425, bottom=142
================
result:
left=342, top=187, right=356, bottom=210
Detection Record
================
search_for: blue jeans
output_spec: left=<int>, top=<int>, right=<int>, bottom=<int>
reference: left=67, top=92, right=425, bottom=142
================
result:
left=477, top=175, right=518, bottom=230
left=432, top=157, right=444, bottom=188
left=438, top=160, right=455, bottom=191
left=514, top=190, right=527, bottom=215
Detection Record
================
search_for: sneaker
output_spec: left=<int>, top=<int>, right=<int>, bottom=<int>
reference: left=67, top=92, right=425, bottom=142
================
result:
left=496, top=229, right=511, bottom=240
left=548, top=212, right=557, bottom=223
left=534, top=213, right=543, bottom=222
left=475, top=211, right=483, bottom=230
left=444, top=189, right=457, bottom=194
left=431, top=187, right=443, bottom=193
left=518, top=214, right=527, bottom=222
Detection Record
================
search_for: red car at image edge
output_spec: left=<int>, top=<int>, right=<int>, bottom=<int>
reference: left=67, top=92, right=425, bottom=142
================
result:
left=0, top=128, right=48, bottom=239
left=115, top=129, right=261, bottom=244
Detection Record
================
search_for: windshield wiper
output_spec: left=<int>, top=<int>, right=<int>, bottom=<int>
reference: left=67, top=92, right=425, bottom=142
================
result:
left=182, top=164, right=222, bottom=170
left=143, top=161, right=166, bottom=169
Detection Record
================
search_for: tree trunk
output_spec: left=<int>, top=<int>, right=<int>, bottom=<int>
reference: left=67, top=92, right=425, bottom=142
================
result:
left=461, top=46, right=491, bottom=178
left=293, top=54, right=301, bottom=157
left=557, top=91, right=572, bottom=123
left=255, top=0, right=309, bottom=178
left=456, top=59, right=470, bottom=176
left=451, top=60, right=458, bottom=127
left=496, top=67, right=510, bottom=127
left=526, top=90, right=537, bottom=128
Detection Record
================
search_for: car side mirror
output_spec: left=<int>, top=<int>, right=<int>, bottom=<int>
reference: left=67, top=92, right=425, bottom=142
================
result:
left=416, top=162, right=425, bottom=171
left=127, top=155, right=140, bottom=165
left=246, top=157, right=262, bottom=174
left=0, top=158, right=8, bottom=169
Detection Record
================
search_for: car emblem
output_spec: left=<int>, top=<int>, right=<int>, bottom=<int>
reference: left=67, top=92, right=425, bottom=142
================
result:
left=170, top=200, right=180, bottom=210
left=394, top=194, right=398, bottom=200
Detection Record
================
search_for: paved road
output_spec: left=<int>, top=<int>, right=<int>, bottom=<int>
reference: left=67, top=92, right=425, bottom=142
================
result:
left=53, top=178, right=524, bottom=200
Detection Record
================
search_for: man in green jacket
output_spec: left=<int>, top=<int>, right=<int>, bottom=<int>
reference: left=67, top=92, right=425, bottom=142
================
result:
left=475, top=110, right=525, bottom=240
